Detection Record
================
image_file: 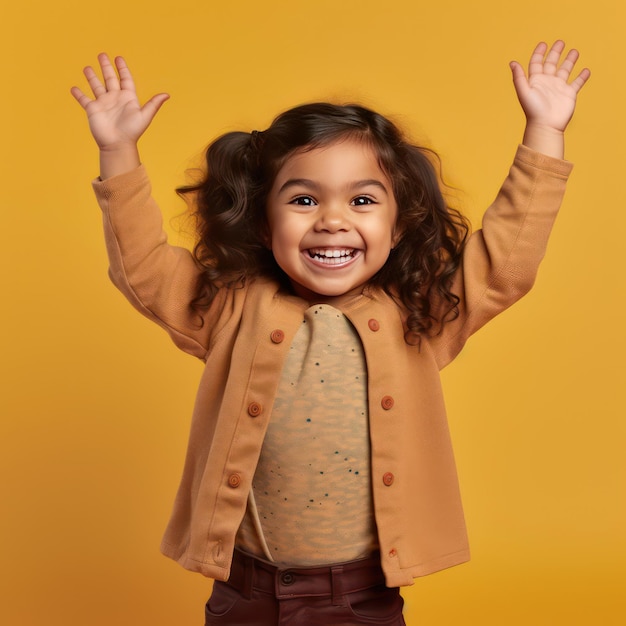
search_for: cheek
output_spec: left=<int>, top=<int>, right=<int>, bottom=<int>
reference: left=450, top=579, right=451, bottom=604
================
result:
left=374, top=214, right=399, bottom=249
left=266, top=221, right=290, bottom=256
left=267, top=212, right=304, bottom=252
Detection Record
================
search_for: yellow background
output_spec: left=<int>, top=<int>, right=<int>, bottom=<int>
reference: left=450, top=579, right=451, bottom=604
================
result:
left=1, top=1, right=624, bottom=624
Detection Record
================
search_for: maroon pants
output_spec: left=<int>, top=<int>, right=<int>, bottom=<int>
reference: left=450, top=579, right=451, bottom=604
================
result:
left=204, top=549, right=406, bottom=625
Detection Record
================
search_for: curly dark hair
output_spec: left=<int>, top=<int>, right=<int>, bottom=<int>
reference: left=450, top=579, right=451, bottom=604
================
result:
left=177, top=103, right=470, bottom=337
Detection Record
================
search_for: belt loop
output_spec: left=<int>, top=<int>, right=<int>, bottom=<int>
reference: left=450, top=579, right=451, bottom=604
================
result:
left=331, top=565, right=346, bottom=607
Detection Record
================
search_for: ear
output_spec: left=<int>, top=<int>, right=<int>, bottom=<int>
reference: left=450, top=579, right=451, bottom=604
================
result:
left=391, top=224, right=404, bottom=249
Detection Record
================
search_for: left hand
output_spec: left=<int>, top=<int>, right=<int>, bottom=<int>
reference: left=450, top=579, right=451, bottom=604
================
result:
left=511, top=40, right=590, bottom=157
left=510, top=40, right=590, bottom=131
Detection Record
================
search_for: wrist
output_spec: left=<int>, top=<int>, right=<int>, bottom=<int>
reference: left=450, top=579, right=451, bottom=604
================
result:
left=522, top=123, right=565, bottom=159
left=99, top=143, right=141, bottom=179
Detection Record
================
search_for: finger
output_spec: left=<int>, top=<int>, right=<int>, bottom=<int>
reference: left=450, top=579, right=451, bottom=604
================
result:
left=528, top=41, right=548, bottom=77
left=570, top=67, right=591, bottom=93
left=542, top=40, right=566, bottom=76
left=555, top=48, right=580, bottom=81
left=98, top=52, right=121, bottom=91
left=70, top=85, right=92, bottom=108
left=83, top=65, right=106, bottom=98
left=115, top=56, right=137, bottom=92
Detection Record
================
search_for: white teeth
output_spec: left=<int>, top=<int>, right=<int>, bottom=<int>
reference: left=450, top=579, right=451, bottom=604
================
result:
left=308, top=248, right=355, bottom=264
left=310, top=248, right=353, bottom=257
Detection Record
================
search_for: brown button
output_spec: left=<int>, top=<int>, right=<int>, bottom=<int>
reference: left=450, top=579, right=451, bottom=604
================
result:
left=270, top=329, right=285, bottom=344
left=228, top=473, right=242, bottom=488
left=381, top=395, right=394, bottom=410
left=383, top=472, right=394, bottom=486
left=247, top=402, right=262, bottom=417
left=368, top=319, right=380, bottom=332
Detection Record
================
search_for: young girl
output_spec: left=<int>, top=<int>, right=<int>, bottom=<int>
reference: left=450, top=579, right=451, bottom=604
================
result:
left=72, top=41, right=589, bottom=625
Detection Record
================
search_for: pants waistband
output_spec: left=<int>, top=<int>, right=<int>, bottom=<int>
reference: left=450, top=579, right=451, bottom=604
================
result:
left=227, top=548, right=386, bottom=604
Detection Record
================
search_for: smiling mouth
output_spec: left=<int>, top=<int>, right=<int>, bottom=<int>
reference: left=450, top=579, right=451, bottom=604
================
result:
left=307, top=248, right=357, bottom=265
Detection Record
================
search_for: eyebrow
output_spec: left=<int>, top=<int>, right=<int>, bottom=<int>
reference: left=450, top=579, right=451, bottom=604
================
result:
left=277, top=178, right=389, bottom=195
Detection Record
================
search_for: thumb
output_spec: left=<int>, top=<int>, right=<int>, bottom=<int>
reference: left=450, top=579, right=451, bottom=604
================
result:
left=509, top=61, right=527, bottom=87
left=141, top=93, right=170, bottom=123
left=509, top=61, right=530, bottom=103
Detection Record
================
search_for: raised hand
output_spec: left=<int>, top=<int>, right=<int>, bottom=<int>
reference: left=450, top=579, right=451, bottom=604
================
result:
left=510, top=41, right=590, bottom=158
left=71, top=54, right=169, bottom=177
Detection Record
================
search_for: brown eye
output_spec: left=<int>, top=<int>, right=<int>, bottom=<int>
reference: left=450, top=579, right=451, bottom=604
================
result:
left=291, top=196, right=316, bottom=206
left=351, top=196, right=375, bottom=206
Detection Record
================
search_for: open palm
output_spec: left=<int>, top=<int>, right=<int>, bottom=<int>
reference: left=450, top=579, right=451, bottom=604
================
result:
left=511, top=41, right=590, bottom=132
left=71, top=54, right=168, bottom=150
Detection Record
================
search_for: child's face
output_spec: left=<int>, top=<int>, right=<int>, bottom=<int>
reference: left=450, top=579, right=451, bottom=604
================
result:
left=266, top=139, right=399, bottom=301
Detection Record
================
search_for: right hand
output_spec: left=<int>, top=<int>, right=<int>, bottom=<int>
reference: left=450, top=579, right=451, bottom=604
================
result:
left=71, top=53, right=169, bottom=151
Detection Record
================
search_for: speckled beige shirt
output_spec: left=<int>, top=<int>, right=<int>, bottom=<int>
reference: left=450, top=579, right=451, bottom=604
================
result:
left=237, top=304, right=378, bottom=565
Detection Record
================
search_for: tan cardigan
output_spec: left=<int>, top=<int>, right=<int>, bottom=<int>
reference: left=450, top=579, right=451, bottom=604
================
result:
left=93, top=144, right=572, bottom=587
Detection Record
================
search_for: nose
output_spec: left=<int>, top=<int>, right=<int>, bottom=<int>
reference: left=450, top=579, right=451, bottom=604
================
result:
left=314, top=203, right=350, bottom=233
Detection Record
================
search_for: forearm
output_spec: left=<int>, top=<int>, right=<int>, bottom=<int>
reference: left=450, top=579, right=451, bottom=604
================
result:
left=431, top=145, right=572, bottom=368
left=94, top=166, right=212, bottom=356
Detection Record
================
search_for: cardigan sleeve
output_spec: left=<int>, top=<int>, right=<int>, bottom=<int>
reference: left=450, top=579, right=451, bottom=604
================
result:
left=93, top=165, right=223, bottom=359
left=430, top=144, right=573, bottom=368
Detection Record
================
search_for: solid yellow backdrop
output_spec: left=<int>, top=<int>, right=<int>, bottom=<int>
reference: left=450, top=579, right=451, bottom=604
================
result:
left=1, top=1, right=624, bottom=625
